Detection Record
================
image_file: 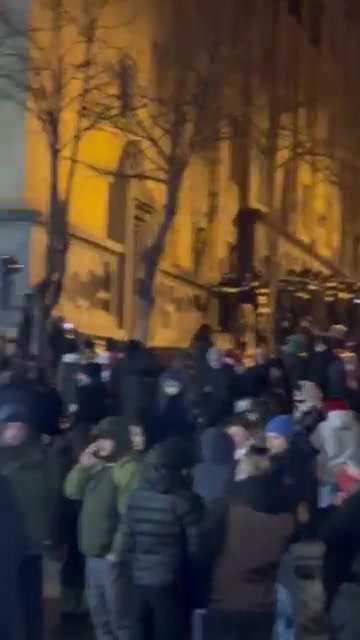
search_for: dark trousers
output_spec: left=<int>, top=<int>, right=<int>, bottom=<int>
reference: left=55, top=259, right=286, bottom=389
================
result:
left=18, top=555, right=43, bottom=640
left=131, top=584, right=184, bottom=640
left=204, top=609, right=274, bottom=640
left=61, top=536, right=85, bottom=614
left=0, top=561, right=22, bottom=640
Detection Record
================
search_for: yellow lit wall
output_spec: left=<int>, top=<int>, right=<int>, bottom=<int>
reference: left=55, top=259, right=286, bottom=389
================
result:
left=24, top=0, right=239, bottom=344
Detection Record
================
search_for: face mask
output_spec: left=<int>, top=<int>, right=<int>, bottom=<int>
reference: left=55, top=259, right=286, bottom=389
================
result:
left=163, top=380, right=181, bottom=396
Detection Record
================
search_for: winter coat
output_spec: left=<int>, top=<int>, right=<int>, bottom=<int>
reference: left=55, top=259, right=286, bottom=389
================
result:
left=312, top=402, right=360, bottom=483
left=0, top=475, right=27, bottom=640
left=31, top=384, right=63, bottom=437
left=282, top=352, right=310, bottom=391
left=236, top=363, right=270, bottom=400
left=110, top=347, right=160, bottom=422
left=57, top=353, right=81, bottom=416
left=194, top=363, right=234, bottom=427
left=203, top=474, right=294, bottom=612
left=64, top=454, right=142, bottom=558
left=119, top=456, right=204, bottom=586
left=327, top=357, right=348, bottom=401
left=0, top=438, right=61, bottom=554
left=321, top=490, right=360, bottom=609
left=70, top=361, right=107, bottom=425
left=331, top=583, right=360, bottom=640
left=307, top=347, right=334, bottom=397
left=146, top=394, right=195, bottom=447
left=193, top=428, right=234, bottom=504
left=270, top=432, right=318, bottom=536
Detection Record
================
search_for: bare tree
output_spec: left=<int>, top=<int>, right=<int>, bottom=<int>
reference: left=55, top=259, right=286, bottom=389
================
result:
left=86, top=0, right=269, bottom=342
left=0, top=0, right=113, bottom=360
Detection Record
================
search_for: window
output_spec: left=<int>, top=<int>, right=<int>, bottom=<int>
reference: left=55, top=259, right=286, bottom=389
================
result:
left=309, top=0, right=324, bottom=50
left=152, top=42, right=169, bottom=98
left=256, top=150, right=268, bottom=207
left=116, top=254, right=125, bottom=328
left=107, top=177, right=129, bottom=244
left=118, top=56, right=136, bottom=117
left=192, top=224, right=206, bottom=274
left=327, top=15, right=338, bottom=59
left=301, top=183, right=313, bottom=228
left=327, top=113, right=338, bottom=156
left=288, top=0, right=302, bottom=21
left=230, top=117, right=247, bottom=186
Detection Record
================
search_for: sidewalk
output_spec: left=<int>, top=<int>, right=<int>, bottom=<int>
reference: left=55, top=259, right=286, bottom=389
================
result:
left=44, top=558, right=92, bottom=639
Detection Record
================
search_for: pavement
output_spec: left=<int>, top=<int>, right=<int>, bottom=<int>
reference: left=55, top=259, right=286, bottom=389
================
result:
left=44, top=558, right=92, bottom=640
left=46, top=601, right=92, bottom=640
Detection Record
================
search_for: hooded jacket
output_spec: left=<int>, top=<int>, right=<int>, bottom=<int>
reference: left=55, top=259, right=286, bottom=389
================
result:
left=321, top=489, right=360, bottom=610
left=109, top=342, right=160, bottom=422
left=312, top=401, right=360, bottom=483
left=57, top=352, right=81, bottom=416
left=193, top=428, right=234, bottom=504
left=119, top=442, right=204, bottom=586
left=331, top=555, right=360, bottom=640
left=0, top=475, right=27, bottom=640
left=0, top=433, right=61, bottom=554
left=64, top=417, right=142, bottom=557
left=203, top=474, right=294, bottom=612
left=146, top=393, right=196, bottom=447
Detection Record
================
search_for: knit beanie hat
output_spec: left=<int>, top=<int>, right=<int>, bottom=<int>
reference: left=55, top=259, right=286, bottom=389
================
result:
left=265, top=415, right=293, bottom=443
left=92, top=416, right=131, bottom=455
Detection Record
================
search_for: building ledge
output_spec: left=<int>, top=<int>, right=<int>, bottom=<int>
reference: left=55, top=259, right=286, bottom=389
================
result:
left=0, top=209, right=40, bottom=223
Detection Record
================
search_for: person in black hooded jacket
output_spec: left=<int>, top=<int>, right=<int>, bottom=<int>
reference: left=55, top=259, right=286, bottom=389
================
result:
left=331, top=554, right=360, bottom=640
left=119, top=436, right=204, bottom=640
left=321, top=487, right=360, bottom=611
left=75, top=361, right=107, bottom=428
left=0, top=474, right=26, bottom=640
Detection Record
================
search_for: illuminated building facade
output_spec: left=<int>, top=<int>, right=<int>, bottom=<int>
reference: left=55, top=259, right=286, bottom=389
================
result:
left=0, top=0, right=359, bottom=343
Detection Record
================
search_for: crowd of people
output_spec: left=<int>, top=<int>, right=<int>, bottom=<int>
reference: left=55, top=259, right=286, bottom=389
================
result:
left=1, top=323, right=360, bottom=640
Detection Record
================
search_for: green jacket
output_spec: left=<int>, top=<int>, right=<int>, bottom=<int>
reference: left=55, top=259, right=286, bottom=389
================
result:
left=64, top=454, right=142, bottom=558
left=0, top=442, right=60, bottom=555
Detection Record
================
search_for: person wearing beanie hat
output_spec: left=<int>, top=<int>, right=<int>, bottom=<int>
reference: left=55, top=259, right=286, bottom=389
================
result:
left=64, top=416, right=143, bottom=640
left=0, top=405, right=61, bottom=640
left=265, top=415, right=293, bottom=455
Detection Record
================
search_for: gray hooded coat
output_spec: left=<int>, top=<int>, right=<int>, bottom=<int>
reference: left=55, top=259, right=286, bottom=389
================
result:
left=193, top=427, right=235, bottom=504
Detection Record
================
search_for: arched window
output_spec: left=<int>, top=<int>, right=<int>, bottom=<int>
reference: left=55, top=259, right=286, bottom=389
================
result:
left=107, top=141, right=143, bottom=244
left=118, top=56, right=136, bottom=117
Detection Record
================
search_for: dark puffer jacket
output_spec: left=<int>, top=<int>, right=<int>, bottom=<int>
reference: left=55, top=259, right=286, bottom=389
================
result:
left=119, top=445, right=204, bottom=586
left=0, top=475, right=27, bottom=640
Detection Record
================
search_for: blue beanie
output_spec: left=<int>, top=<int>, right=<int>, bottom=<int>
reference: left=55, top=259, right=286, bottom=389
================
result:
left=265, top=415, right=293, bottom=443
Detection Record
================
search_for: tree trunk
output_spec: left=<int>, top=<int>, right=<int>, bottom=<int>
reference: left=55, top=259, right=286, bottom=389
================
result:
left=135, top=172, right=181, bottom=343
left=30, top=146, right=67, bottom=367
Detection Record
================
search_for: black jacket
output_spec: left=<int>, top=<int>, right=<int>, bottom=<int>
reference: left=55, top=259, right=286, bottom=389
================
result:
left=110, top=345, right=160, bottom=422
left=119, top=458, right=204, bottom=586
left=270, top=432, right=318, bottom=538
left=321, top=490, right=360, bottom=610
left=0, top=475, right=26, bottom=639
